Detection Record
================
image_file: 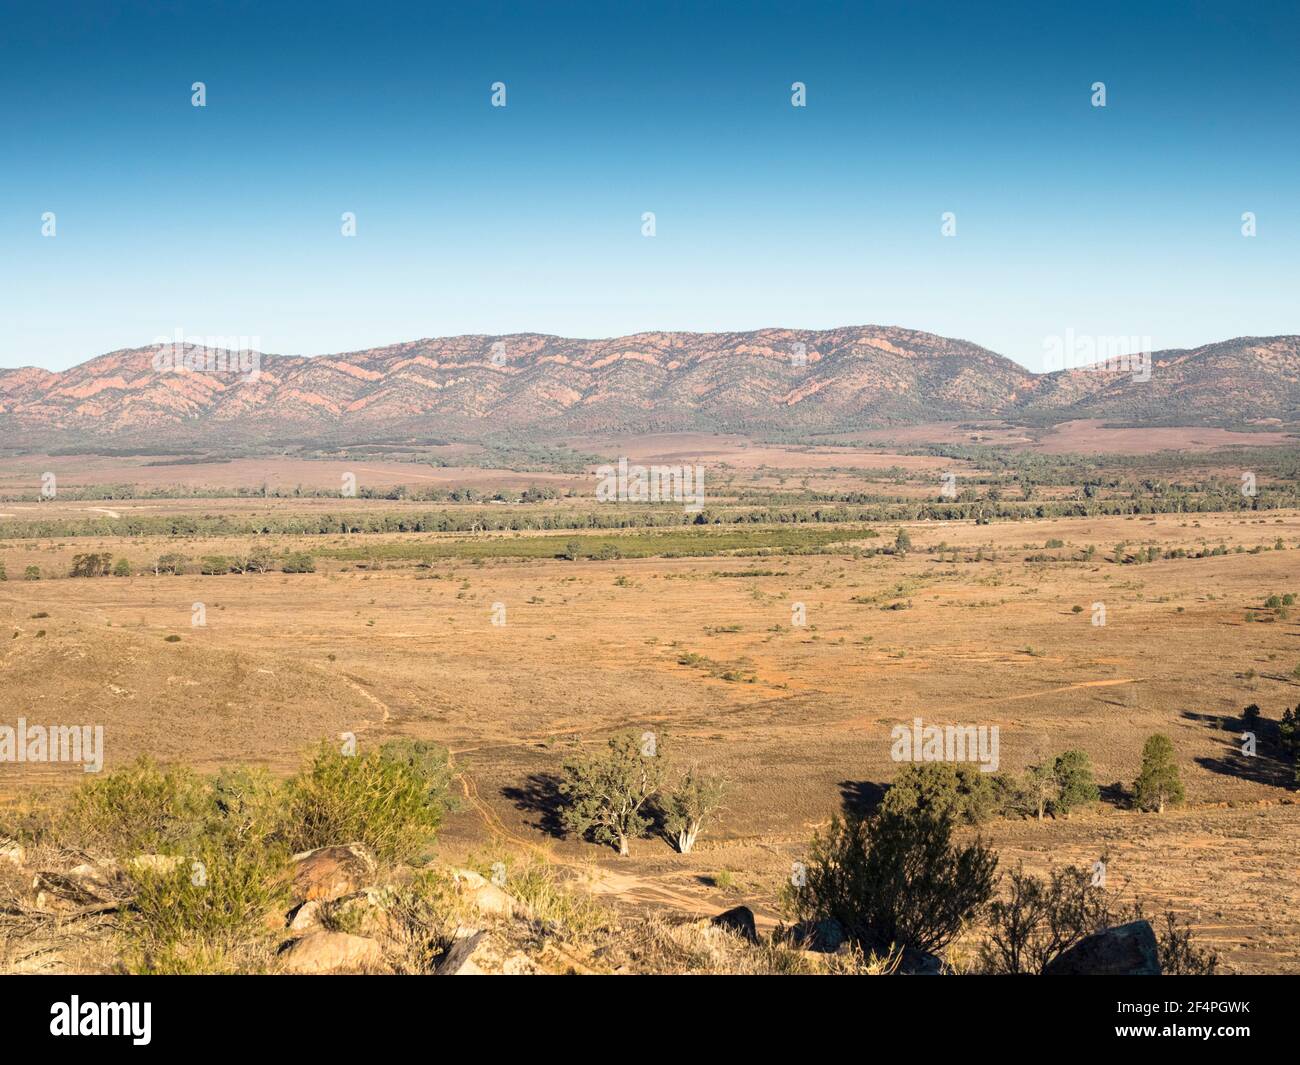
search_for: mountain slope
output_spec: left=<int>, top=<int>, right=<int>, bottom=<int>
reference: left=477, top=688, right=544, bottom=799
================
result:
left=0, top=328, right=1294, bottom=449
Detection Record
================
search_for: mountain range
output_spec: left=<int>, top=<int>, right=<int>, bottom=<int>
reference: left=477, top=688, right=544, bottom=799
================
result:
left=0, top=327, right=1296, bottom=450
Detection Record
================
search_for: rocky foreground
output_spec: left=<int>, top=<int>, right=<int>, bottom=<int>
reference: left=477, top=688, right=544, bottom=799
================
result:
left=1, top=839, right=1164, bottom=976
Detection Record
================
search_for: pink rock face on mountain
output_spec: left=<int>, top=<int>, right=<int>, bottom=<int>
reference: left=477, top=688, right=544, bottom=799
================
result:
left=0, top=328, right=1294, bottom=449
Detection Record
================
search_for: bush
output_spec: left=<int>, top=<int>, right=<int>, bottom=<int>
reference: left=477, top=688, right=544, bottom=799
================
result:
left=112, top=557, right=131, bottom=577
left=1051, top=749, right=1099, bottom=816
left=280, top=552, right=316, bottom=573
left=63, top=757, right=211, bottom=856
left=982, top=863, right=1219, bottom=975
left=1280, top=705, right=1300, bottom=786
left=279, top=740, right=450, bottom=863
left=881, top=762, right=1001, bottom=826
left=23, top=565, right=39, bottom=581
left=791, top=806, right=997, bottom=957
left=382, top=867, right=468, bottom=973
left=1148, top=909, right=1219, bottom=975
left=980, top=863, right=1112, bottom=974
left=1014, top=762, right=1058, bottom=821
left=124, top=837, right=289, bottom=974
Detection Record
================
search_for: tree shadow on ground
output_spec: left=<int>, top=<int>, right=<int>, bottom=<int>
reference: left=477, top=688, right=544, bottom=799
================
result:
left=837, top=780, right=887, bottom=818
left=500, top=772, right=568, bottom=839
left=1183, top=708, right=1295, bottom=788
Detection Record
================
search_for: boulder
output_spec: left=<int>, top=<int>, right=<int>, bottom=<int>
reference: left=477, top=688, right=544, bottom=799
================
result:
left=1043, top=920, right=1161, bottom=976
left=280, top=931, right=384, bottom=974
left=451, top=867, right=525, bottom=919
left=33, top=859, right=126, bottom=908
left=897, top=947, right=943, bottom=975
left=501, top=952, right=541, bottom=975
left=289, top=844, right=377, bottom=904
left=792, top=916, right=846, bottom=953
left=436, top=930, right=489, bottom=975
left=710, top=905, right=759, bottom=944
left=288, top=900, right=324, bottom=934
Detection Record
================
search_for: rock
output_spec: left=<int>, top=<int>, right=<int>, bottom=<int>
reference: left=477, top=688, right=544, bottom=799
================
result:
left=289, top=844, right=377, bottom=904
left=34, top=860, right=126, bottom=907
left=792, top=917, right=846, bottom=953
left=288, top=900, right=324, bottom=933
left=451, top=867, right=525, bottom=919
left=451, top=868, right=489, bottom=890
left=436, top=930, right=489, bottom=975
left=897, top=947, right=943, bottom=975
left=332, top=889, right=397, bottom=937
left=280, top=931, right=384, bottom=974
left=0, top=843, right=24, bottom=868
left=710, top=905, right=759, bottom=944
left=501, top=952, right=540, bottom=975
left=468, top=882, right=518, bottom=918
left=1043, top=920, right=1161, bottom=976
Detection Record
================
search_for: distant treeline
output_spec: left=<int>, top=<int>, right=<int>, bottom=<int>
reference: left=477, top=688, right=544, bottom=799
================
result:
left=0, top=488, right=1296, bottom=541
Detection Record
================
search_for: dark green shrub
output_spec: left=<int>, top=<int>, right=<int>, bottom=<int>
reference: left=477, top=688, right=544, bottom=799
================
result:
left=1051, top=749, right=1100, bottom=815
left=791, top=806, right=997, bottom=956
left=1133, top=734, right=1185, bottom=813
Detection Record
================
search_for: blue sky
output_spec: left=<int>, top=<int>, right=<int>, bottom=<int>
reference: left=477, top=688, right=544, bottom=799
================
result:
left=1, top=0, right=1297, bottom=372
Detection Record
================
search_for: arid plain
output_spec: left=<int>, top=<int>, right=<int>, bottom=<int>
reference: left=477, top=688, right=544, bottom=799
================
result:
left=2, top=429, right=1298, bottom=973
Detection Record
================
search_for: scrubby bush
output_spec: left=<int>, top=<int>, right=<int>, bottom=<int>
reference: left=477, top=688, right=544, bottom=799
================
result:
left=69, top=552, right=113, bottom=577
left=112, top=557, right=131, bottom=577
left=279, top=740, right=450, bottom=863
left=980, top=862, right=1112, bottom=974
left=981, top=862, right=1218, bottom=975
left=881, top=762, right=1001, bottom=826
left=791, top=806, right=997, bottom=957
left=124, top=837, right=289, bottom=974
left=154, top=553, right=188, bottom=575
left=1280, top=705, right=1300, bottom=786
left=63, top=757, right=210, bottom=856
left=280, top=552, right=316, bottom=573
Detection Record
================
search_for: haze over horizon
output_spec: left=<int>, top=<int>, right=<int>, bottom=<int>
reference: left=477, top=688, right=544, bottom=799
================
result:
left=3, top=0, right=1298, bottom=374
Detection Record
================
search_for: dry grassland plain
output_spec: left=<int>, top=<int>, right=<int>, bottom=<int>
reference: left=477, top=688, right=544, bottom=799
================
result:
left=2, top=431, right=1299, bottom=972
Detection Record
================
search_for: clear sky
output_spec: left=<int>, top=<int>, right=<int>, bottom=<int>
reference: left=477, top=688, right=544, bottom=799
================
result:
left=1, top=0, right=1296, bottom=372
